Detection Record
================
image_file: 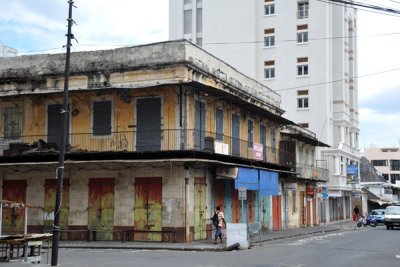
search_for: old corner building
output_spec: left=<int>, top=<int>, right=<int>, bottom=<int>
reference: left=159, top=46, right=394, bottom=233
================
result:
left=0, top=40, right=328, bottom=242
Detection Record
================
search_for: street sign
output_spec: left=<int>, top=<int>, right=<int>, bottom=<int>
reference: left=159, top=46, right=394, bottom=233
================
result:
left=320, top=192, right=329, bottom=199
left=238, top=187, right=247, bottom=200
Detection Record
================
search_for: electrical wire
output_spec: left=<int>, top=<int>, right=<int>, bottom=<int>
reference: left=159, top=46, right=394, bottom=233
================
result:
left=275, top=67, right=400, bottom=92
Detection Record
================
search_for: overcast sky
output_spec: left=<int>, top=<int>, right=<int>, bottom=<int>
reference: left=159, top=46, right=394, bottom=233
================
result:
left=0, top=0, right=399, bottom=150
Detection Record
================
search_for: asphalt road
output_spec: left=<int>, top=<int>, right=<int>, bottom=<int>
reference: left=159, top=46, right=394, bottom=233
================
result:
left=7, top=226, right=400, bottom=267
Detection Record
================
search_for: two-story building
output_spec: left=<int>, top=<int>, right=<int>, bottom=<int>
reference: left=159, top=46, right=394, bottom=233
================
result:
left=0, top=40, right=328, bottom=242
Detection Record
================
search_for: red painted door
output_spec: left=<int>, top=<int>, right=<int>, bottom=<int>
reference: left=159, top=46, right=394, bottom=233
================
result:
left=299, top=191, right=305, bottom=226
left=312, top=198, right=317, bottom=226
left=306, top=199, right=311, bottom=226
left=134, top=177, right=162, bottom=241
left=2, top=180, right=27, bottom=235
left=88, top=178, right=115, bottom=241
left=272, top=195, right=282, bottom=230
left=231, top=181, right=240, bottom=223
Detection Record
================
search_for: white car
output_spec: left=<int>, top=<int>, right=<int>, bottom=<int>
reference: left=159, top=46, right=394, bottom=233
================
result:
left=384, top=205, right=400, bottom=230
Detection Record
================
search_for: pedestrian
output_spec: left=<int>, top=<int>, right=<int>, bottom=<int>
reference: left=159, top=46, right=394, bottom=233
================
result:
left=354, top=205, right=360, bottom=220
left=212, top=206, right=225, bottom=244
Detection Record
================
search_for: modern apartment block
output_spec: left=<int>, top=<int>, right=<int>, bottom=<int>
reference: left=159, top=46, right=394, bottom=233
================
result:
left=170, top=0, right=361, bottom=222
left=365, top=147, right=400, bottom=186
left=0, top=43, right=17, bottom=57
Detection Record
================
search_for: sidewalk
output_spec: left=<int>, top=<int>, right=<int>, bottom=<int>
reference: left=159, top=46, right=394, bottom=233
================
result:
left=52, top=220, right=356, bottom=252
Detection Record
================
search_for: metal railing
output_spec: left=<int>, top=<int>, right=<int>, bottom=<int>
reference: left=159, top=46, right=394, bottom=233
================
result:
left=296, top=163, right=329, bottom=182
left=1, top=129, right=303, bottom=167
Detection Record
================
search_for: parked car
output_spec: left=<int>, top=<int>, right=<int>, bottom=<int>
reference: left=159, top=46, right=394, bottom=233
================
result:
left=370, top=209, right=385, bottom=223
left=384, top=205, right=400, bottom=230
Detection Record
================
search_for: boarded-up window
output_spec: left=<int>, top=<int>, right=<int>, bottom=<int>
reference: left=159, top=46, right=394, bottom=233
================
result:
left=232, top=113, right=240, bottom=156
left=216, top=108, right=224, bottom=141
left=48, top=104, right=70, bottom=147
left=3, top=107, right=22, bottom=139
left=93, top=101, right=112, bottom=136
left=136, top=98, right=161, bottom=152
left=195, top=100, right=206, bottom=149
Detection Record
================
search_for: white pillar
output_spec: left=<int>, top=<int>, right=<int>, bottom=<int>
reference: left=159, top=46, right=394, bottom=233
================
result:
left=335, top=156, right=341, bottom=175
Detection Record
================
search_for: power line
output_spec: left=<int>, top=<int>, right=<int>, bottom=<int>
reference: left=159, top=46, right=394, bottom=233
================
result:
left=317, top=0, right=400, bottom=16
left=275, top=67, right=400, bottom=92
left=14, top=30, right=400, bottom=54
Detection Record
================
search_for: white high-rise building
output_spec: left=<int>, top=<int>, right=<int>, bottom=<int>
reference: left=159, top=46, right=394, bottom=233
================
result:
left=170, top=0, right=361, bottom=223
left=0, top=43, right=17, bottom=57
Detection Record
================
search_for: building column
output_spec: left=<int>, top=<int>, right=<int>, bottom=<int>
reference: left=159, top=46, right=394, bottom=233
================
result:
left=334, top=156, right=341, bottom=175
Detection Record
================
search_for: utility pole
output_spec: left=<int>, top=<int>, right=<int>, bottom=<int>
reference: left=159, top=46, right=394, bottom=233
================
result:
left=51, top=1, right=75, bottom=265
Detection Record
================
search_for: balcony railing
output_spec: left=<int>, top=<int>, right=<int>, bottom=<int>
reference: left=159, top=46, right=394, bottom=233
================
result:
left=296, top=163, right=329, bottom=182
left=0, top=129, right=297, bottom=165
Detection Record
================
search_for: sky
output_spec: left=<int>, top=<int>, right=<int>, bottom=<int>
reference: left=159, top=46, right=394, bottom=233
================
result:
left=0, top=0, right=399, bottom=150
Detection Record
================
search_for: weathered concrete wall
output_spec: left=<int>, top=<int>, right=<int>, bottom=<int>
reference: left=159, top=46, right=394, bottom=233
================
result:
left=0, top=40, right=282, bottom=115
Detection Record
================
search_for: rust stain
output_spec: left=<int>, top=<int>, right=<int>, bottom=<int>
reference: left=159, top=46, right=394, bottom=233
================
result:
left=88, top=178, right=115, bottom=241
left=134, top=177, right=162, bottom=241
left=2, top=180, right=27, bottom=235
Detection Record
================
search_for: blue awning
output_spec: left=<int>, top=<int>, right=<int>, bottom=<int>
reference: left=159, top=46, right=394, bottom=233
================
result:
left=260, top=170, right=279, bottom=196
left=234, top=167, right=279, bottom=196
left=235, top=167, right=259, bottom=190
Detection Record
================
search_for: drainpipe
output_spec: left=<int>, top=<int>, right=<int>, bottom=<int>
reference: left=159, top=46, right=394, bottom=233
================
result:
left=185, top=170, right=190, bottom=242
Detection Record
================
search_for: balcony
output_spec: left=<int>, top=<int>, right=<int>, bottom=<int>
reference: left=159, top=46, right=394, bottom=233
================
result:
left=296, top=163, right=329, bottom=182
left=0, top=129, right=295, bottom=166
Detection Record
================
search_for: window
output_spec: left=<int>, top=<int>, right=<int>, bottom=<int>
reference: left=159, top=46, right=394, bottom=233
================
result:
left=270, top=127, right=276, bottom=152
left=93, top=101, right=112, bottom=136
left=264, top=4, right=275, bottom=15
left=297, top=32, right=308, bottom=43
left=371, top=160, right=387, bottom=166
left=390, top=160, right=400, bottom=171
left=216, top=108, right=224, bottom=141
left=248, top=120, right=254, bottom=148
left=3, top=107, right=22, bottom=139
left=297, top=89, right=309, bottom=109
left=298, top=1, right=309, bottom=19
left=298, top=123, right=309, bottom=129
left=196, top=8, right=202, bottom=33
left=184, top=10, right=192, bottom=34
left=264, top=60, right=275, bottom=79
left=184, top=0, right=191, bottom=5
left=382, top=174, right=389, bottom=180
left=264, top=28, right=275, bottom=47
left=297, top=57, right=309, bottom=76
left=391, top=174, right=400, bottom=183
left=297, top=24, right=308, bottom=43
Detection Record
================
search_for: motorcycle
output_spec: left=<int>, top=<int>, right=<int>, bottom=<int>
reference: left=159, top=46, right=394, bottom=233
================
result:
left=357, top=214, right=377, bottom=227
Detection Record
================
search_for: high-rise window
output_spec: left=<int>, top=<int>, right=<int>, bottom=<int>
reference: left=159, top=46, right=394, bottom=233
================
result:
left=196, top=8, right=202, bottom=33
left=297, top=57, right=309, bottom=76
left=264, top=28, right=275, bottom=47
left=390, top=160, right=400, bottom=171
left=297, top=89, right=309, bottom=109
left=297, top=25, right=309, bottom=43
left=264, top=3, right=275, bottom=15
left=184, top=10, right=192, bottom=34
left=264, top=60, right=275, bottom=79
left=371, top=159, right=385, bottom=166
left=298, top=1, right=309, bottom=19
